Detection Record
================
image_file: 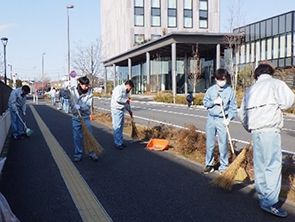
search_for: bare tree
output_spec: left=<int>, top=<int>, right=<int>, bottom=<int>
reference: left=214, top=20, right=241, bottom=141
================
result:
left=224, top=34, right=244, bottom=91
left=226, top=0, right=245, bottom=33
left=224, top=0, right=246, bottom=92
left=189, top=44, right=202, bottom=95
left=72, top=38, right=103, bottom=88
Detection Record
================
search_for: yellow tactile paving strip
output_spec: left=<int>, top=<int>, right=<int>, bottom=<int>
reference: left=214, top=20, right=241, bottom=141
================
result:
left=30, top=105, right=112, bottom=222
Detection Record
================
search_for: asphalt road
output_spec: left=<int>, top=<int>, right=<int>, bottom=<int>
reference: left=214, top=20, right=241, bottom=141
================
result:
left=94, top=97, right=295, bottom=154
left=0, top=99, right=294, bottom=222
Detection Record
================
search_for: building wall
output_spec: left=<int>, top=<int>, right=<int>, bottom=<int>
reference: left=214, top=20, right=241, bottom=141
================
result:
left=101, top=0, right=220, bottom=60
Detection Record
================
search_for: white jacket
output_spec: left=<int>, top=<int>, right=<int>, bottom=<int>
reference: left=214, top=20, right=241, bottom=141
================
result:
left=111, top=84, right=130, bottom=111
left=238, top=74, right=294, bottom=132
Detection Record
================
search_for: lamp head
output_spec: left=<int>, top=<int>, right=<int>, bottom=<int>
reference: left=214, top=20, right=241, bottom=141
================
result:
left=67, top=5, right=74, bottom=9
left=1, top=37, right=8, bottom=46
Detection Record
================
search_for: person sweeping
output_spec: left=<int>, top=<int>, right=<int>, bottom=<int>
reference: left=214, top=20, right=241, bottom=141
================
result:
left=8, top=85, right=30, bottom=139
left=202, top=68, right=237, bottom=174
left=111, top=80, right=134, bottom=150
left=70, top=76, right=99, bottom=162
left=239, top=64, right=294, bottom=218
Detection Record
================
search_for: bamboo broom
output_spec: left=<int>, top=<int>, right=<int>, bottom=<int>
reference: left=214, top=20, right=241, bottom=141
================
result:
left=129, top=101, right=139, bottom=140
left=211, top=143, right=251, bottom=190
left=70, top=90, right=104, bottom=155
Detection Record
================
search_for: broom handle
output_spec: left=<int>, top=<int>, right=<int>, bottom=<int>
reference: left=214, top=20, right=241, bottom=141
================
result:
left=219, top=96, right=235, bottom=155
left=16, top=112, right=28, bottom=130
left=128, top=99, right=133, bottom=120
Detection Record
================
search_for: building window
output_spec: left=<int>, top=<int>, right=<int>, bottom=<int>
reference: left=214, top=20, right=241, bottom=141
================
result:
left=240, top=45, right=246, bottom=64
left=286, top=13, right=292, bottom=32
left=279, top=15, right=286, bottom=34
left=134, top=0, right=144, bottom=26
left=273, top=17, right=279, bottom=36
left=267, top=38, right=272, bottom=60
left=256, top=41, right=260, bottom=62
left=260, top=21, right=266, bottom=39
left=287, top=33, right=292, bottom=57
left=134, top=34, right=145, bottom=45
left=168, top=0, right=177, bottom=27
left=250, top=42, right=255, bottom=62
left=273, top=37, right=279, bottom=59
left=266, top=19, right=272, bottom=37
left=261, top=40, right=266, bottom=61
left=151, top=0, right=161, bottom=27
left=151, top=34, right=161, bottom=40
left=183, top=0, right=192, bottom=28
left=246, top=43, right=250, bottom=63
left=199, top=0, right=208, bottom=29
left=280, top=35, right=286, bottom=58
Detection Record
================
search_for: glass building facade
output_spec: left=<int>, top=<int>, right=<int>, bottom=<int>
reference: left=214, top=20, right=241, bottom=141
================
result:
left=115, top=56, right=216, bottom=94
left=234, top=11, right=295, bottom=68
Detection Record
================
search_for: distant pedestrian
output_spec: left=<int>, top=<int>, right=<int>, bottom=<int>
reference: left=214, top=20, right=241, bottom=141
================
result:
left=203, top=68, right=237, bottom=174
left=238, top=64, right=294, bottom=218
left=58, top=88, right=64, bottom=110
left=62, top=85, right=71, bottom=114
left=49, top=87, right=56, bottom=106
left=8, top=85, right=31, bottom=139
left=70, top=76, right=98, bottom=162
left=111, top=80, right=134, bottom=149
left=186, top=92, right=194, bottom=107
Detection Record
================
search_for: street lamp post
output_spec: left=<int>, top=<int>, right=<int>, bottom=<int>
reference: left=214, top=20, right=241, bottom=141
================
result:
left=8, top=64, right=12, bottom=86
left=1, top=37, right=8, bottom=85
left=42, top=53, right=46, bottom=94
left=67, top=5, right=74, bottom=81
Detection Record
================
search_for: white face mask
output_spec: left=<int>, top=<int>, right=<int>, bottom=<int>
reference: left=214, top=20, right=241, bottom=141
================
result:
left=216, top=80, right=226, bottom=88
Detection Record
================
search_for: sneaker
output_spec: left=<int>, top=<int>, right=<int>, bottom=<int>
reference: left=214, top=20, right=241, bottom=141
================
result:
left=74, top=157, right=81, bottom=162
left=116, top=145, right=123, bottom=150
left=91, top=155, right=98, bottom=162
left=203, top=166, right=214, bottom=174
left=261, top=205, right=288, bottom=218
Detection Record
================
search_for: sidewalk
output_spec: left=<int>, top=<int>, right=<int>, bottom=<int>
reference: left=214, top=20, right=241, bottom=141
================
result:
left=0, top=99, right=295, bottom=222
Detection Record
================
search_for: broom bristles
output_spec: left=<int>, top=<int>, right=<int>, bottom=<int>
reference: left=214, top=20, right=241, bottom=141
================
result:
left=80, top=118, right=104, bottom=155
left=211, top=145, right=250, bottom=190
left=131, top=118, right=139, bottom=140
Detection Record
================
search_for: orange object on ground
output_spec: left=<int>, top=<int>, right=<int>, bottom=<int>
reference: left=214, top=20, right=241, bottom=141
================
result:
left=90, top=115, right=95, bottom=121
left=146, top=139, right=169, bottom=151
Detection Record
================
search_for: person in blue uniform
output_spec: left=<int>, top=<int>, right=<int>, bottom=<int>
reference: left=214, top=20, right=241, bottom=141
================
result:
left=203, top=68, right=237, bottom=174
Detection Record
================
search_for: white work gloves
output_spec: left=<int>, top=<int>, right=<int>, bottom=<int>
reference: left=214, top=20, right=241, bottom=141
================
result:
left=223, top=119, right=230, bottom=126
left=74, top=104, right=80, bottom=110
left=214, top=97, right=222, bottom=105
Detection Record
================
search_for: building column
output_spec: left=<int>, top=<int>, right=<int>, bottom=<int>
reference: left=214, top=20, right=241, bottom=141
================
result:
left=171, top=43, right=177, bottom=103
left=128, top=58, right=132, bottom=80
left=146, top=52, right=151, bottom=92
left=113, top=64, right=116, bottom=88
left=104, top=66, right=107, bottom=95
left=216, top=44, right=221, bottom=69
left=184, top=54, right=188, bottom=95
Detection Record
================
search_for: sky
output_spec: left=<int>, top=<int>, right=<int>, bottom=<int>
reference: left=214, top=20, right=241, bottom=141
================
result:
left=0, top=0, right=294, bottom=81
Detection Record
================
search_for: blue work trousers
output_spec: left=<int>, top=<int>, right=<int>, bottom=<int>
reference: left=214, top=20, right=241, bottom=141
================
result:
left=10, top=107, right=24, bottom=138
left=252, top=130, right=282, bottom=207
left=111, top=109, right=124, bottom=147
left=63, top=99, right=69, bottom=113
left=72, top=116, right=96, bottom=159
left=205, top=116, right=228, bottom=172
